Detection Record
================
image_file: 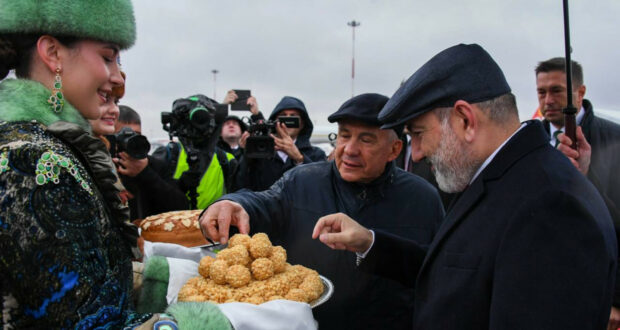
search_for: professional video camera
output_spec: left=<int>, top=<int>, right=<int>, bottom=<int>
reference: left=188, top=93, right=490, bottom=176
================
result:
left=160, top=94, right=228, bottom=209
left=244, top=116, right=300, bottom=158
left=161, top=94, right=227, bottom=143
left=107, top=127, right=151, bottom=159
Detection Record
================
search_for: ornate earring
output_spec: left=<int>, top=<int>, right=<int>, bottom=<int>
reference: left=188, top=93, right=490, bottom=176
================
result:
left=47, top=67, right=64, bottom=113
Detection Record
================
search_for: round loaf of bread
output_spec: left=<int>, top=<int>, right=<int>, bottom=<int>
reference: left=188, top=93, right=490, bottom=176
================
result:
left=139, top=210, right=208, bottom=247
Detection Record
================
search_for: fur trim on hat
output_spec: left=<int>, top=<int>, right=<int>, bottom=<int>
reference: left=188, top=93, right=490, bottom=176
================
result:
left=0, top=0, right=136, bottom=49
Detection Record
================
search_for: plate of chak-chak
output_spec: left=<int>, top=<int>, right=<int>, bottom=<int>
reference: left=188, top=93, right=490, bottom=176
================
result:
left=177, top=232, right=334, bottom=308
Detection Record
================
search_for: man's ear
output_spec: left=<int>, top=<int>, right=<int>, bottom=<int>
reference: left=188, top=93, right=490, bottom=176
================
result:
left=35, top=35, right=64, bottom=73
left=576, top=84, right=586, bottom=103
left=386, top=136, right=403, bottom=162
left=452, top=100, right=477, bottom=143
left=577, top=84, right=586, bottom=97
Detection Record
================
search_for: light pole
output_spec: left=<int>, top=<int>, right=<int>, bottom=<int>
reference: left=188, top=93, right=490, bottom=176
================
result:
left=211, top=69, right=219, bottom=100
left=347, top=20, right=360, bottom=97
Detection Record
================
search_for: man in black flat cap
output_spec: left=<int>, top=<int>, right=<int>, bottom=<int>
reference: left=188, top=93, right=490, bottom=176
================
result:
left=218, top=115, right=247, bottom=159
left=200, top=93, right=445, bottom=329
left=313, top=44, right=617, bottom=329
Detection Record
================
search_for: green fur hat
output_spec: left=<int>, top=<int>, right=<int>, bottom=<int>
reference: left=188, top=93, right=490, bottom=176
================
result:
left=0, top=0, right=136, bottom=49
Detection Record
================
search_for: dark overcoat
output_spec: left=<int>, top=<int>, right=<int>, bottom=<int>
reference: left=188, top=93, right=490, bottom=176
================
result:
left=362, top=121, right=617, bottom=329
left=223, top=161, right=444, bottom=330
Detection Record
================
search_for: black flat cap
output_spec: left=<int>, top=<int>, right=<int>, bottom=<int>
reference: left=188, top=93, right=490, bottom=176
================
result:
left=379, top=43, right=511, bottom=128
left=328, top=93, right=404, bottom=133
left=329, top=93, right=388, bottom=125
left=223, top=115, right=248, bottom=132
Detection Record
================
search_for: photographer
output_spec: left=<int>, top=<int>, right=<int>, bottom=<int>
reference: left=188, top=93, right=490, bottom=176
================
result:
left=152, top=94, right=237, bottom=209
left=217, top=115, right=247, bottom=159
left=216, top=90, right=259, bottom=159
left=111, top=105, right=188, bottom=219
left=235, top=96, right=327, bottom=191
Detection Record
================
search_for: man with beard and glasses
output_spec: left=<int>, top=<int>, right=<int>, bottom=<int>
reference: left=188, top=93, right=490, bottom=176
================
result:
left=395, top=130, right=456, bottom=209
left=312, top=44, right=617, bottom=329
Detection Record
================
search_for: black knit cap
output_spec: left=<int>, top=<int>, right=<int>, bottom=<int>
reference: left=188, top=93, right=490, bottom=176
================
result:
left=379, top=43, right=511, bottom=128
left=328, top=93, right=403, bottom=134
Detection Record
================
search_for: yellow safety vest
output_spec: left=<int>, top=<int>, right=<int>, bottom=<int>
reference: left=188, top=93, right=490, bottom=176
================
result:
left=173, top=145, right=234, bottom=209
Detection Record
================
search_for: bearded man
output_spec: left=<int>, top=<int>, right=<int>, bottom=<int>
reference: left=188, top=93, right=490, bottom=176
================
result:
left=312, top=44, right=617, bottom=329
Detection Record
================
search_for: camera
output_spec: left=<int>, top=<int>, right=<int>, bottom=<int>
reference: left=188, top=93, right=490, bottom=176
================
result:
left=107, top=127, right=151, bottom=159
left=161, top=94, right=227, bottom=142
left=245, top=120, right=276, bottom=159
left=244, top=116, right=301, bottom=158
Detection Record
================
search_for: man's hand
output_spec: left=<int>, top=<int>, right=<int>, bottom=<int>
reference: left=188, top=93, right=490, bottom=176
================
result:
left=113, top=152, right=148, bottom=177
left=247, top=96, right=259, bottom=115
left=223, top=90, right=237, bottom=104
left=608, top=306, right=620, bottom=330
left=312, top=213, right=373, bottom=253
left=199, top=200, right=250, bottom=244
left=239, top=131, right=250, bottom=149
left=270, top=122, right=303, bottom=163
left=223, top=91, right=259, bottom=115
left=557, top=126, right=591, bottom=175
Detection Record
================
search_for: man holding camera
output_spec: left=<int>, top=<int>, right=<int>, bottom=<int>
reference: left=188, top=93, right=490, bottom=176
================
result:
left=200, top=94, right=444, bottom=329
left=235, top=96, right=326, bottom=191
left=216, top=90, right=256, bottom=159
left=152, top=94, right=237, bottom=210
left=112, top=105, right=188, bottom=220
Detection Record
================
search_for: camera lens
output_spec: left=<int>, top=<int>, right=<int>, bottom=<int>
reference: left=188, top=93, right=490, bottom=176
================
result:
left=125, top=135, right=151, bottom=159
left=189, top=106, right=211, bottom=126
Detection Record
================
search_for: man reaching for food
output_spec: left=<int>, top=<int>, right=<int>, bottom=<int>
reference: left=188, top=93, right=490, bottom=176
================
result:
left=200, top=93, right=445, bottom=330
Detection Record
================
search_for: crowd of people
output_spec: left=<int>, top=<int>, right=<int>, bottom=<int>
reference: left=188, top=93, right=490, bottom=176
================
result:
left=1, top=0, right=620, bottom=329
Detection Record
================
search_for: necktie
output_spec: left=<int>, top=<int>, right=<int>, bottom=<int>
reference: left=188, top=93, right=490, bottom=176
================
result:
left=553, top=130, right=563, bottom=148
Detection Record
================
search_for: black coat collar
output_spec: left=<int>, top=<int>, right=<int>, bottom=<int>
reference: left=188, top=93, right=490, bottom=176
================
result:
left=418, top=121, right=549, bottom=273
left=330, top=161, right=395, bottom=214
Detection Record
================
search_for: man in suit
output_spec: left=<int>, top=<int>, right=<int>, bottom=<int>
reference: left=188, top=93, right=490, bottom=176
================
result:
left=312, top=44, right=617, bottom=329
left=536, top=57, right=620, bottom=329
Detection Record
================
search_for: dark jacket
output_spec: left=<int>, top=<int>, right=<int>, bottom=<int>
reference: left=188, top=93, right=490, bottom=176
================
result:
left=361, top=121, right=617, bottom=329
left=119, top=155, right=189, bottom=220
left=544, top=99, right=620, bottom=306
left=223, top=161, right=444, bottom=330
left=234, top=97, right=326, bottom=191
left=150, top=142, right=236, bottom=209
left=543, top=100, right=620, bottom=234
left=217, top=139, right=244, bottom=159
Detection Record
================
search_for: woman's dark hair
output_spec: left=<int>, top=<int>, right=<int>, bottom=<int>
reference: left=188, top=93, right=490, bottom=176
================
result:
left=0, top=34, right=80, bottom=80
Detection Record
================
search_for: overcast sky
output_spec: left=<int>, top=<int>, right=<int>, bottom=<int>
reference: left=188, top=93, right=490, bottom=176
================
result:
left=120, top=0, right=620, bottom=138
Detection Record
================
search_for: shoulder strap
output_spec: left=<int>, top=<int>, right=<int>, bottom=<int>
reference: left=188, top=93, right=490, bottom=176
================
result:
left=215, top=147, right=238, bottom=192
left=215, top=148, right=229, bottom=179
